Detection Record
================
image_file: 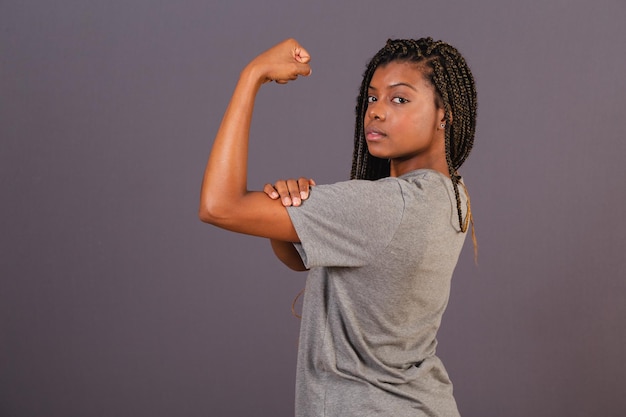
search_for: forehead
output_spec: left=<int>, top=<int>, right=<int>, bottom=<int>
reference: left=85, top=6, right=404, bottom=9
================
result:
left=369, top=61, right=430, bottom=88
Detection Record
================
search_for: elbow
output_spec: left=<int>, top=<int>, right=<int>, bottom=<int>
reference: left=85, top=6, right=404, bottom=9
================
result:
left=199, top=191, right=246, bottom=226
left=198, top=207, right=212, bottom=224
left=198, top=199, right=227, bottom=225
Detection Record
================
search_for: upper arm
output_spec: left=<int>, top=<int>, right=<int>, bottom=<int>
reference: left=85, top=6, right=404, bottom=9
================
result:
left=199, top=190, right=300, bottom=242
left=270, top=239, right=307, bottom=271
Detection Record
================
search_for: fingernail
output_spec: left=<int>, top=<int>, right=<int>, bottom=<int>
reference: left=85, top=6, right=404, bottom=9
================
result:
left=300, top=191, right=307, bottom=199
left=293, top=197, right=301, bottom=206
left=271, top=192, right=278, bottom=199
left=283, top=197, right=291, bottom=206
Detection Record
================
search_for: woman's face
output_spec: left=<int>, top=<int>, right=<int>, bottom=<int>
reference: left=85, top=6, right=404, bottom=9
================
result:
left=364, top=61, right=447, bottom=177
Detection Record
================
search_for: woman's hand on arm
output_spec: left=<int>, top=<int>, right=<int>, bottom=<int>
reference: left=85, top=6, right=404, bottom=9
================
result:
left=264, top=177, right=315, bottom=271
left=198, top=39, right=312, bottom=242
left=264, top=177, right=316, bottom=207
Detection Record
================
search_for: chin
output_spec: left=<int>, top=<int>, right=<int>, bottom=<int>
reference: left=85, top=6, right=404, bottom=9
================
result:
left=365, top=147, right=389, bottom=160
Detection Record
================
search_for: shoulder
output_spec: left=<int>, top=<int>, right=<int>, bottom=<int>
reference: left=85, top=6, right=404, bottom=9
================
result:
left=397, top=169, right=451, bottom=190
left=398, top=169, right=469, bottom=232
left=307, top=178, right=406, bottom=212
left=398, top=169, right=463, bottom=204
left=287, top=177, right=407, bottom=233
left=285, top=178, right=406, bottom=268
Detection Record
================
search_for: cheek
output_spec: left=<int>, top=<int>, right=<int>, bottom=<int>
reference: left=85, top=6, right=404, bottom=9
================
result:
left=410, top=112, right=437, bottom=133
left=427, top=107, right=444, bottom=129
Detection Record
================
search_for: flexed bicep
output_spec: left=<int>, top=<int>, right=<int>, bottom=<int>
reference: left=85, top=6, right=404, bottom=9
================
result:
left=200, top=190, right=300, bottom=242
left=199, top=39, right=312, bottom=242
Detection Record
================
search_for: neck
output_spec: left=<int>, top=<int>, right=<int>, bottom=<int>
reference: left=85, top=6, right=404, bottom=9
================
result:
left=389, top=155, right=450, bottom=178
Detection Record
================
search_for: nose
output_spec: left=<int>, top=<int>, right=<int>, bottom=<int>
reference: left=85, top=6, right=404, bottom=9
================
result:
left=368, top=103, right=386, bottom=121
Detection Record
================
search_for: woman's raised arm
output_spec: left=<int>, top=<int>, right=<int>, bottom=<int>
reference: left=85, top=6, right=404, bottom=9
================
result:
left=198, top=39, right=312, bottom=241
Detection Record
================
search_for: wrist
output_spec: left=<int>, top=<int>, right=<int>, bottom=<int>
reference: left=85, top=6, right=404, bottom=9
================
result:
left=240, top=64, right=266, bottom=90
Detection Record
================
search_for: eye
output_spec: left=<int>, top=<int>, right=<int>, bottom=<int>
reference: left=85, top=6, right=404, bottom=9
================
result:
left=367, top=95, right=377, bottom=103
left=392, top=97, right=409, bottom=104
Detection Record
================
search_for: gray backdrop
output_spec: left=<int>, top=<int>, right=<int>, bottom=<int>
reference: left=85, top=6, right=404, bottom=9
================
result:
left=2, top=0, right=625, bottom=416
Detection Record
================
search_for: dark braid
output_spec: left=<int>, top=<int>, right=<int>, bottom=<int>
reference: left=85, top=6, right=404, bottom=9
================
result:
left=351, top=38, right=477, bottom=234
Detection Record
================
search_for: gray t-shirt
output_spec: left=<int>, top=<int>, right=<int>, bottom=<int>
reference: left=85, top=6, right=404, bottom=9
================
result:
left=286, top=169, right=467, bottom=417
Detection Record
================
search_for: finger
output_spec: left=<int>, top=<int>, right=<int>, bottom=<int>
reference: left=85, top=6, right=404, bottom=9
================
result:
left=287, top=179, right=302, bottom=206
left=263, top=183, right=279, bottom=199
left=275, top=65, right=309, bottom=84
left=274, top=180, right=292, bottom=206
left=294, top=46, right=311, bottom=64
left=290, top=43, right=312, bottom=76
left=297, top=177, right=313, bottom=200
left=297, top=63, right=312, bottom=77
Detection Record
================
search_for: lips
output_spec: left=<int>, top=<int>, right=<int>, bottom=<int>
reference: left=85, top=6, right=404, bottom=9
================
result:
left=365, top=126, right=386, bottom=141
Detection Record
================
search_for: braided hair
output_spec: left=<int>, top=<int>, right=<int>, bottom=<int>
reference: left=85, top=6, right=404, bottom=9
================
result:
left=351, top=38, right=477, bottom=235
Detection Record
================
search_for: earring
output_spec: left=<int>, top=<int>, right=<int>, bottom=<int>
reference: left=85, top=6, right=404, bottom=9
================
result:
left=440, top=123, right=445, bottom=128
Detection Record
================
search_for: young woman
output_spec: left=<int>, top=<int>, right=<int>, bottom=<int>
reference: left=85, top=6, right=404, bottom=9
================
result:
left=199, top=37, right=477, bottom=417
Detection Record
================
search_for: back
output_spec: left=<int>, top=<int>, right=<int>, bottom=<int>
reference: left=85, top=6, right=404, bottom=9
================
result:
left=288, top=169, right=467, bottom=416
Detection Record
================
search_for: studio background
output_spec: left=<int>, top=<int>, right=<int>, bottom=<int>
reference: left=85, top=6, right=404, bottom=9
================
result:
left=1, top=0, right=625, bottom=416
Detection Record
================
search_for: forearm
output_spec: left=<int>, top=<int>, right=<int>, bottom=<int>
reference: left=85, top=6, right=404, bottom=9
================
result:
left=271, top=239, right=307, bottom=271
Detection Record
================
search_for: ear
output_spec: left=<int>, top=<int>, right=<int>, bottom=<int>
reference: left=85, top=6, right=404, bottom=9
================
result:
left=437, top=108, right=449, bottom=130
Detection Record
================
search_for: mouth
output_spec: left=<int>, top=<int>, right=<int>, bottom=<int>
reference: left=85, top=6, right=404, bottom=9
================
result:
left=365, top=126, right=386, bottom=141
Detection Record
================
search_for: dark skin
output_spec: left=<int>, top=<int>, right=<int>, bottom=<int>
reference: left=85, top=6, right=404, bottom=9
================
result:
left=364, top=61, right=448, bottom=177
left=200, top=40, right=449, bottom=271
left=198, top=39, right=311, bottom=242
left=265, top=178, right=315, bottom=271
left=199, top=39, right=312, bottom=270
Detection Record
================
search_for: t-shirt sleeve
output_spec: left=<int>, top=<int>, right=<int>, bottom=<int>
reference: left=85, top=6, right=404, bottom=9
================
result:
left=286, top=178, right=405, bottom=268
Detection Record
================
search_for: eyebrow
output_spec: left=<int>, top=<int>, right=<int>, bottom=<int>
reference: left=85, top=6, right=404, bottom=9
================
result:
left=368, top=82, right=418, bottom=92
